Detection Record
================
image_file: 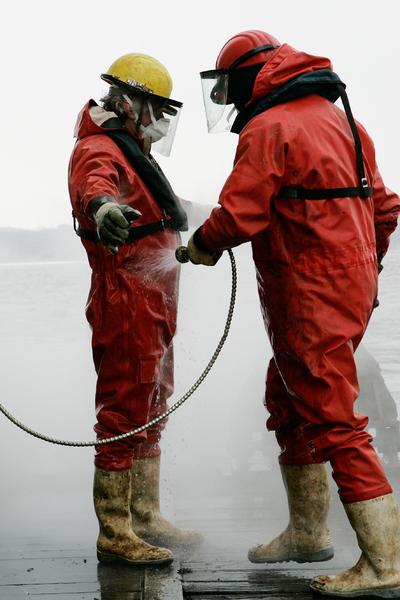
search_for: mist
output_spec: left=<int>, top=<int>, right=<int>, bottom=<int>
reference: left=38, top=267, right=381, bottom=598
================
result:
left=0, top=226, right=399, bottom=564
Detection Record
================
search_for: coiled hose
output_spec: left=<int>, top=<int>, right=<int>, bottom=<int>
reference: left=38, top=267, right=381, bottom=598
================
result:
left=0, top=249, right=236, bottom=447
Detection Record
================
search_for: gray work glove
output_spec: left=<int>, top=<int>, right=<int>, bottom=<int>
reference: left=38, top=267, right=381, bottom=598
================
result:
left=92, top=200, right=141, bottom=254
left=187, top=232, right=222, bottom=266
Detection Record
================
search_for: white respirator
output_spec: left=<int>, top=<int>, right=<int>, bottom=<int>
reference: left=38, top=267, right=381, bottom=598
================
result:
left=140, top=101, right=170, bottom=143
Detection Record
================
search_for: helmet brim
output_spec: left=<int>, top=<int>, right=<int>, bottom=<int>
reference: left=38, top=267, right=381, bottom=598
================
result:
left=101, top=73, right=183, bottom=112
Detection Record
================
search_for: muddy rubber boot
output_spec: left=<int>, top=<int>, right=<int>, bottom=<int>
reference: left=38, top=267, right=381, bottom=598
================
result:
left=248, top=464, right=334, bottom=563
left=130, top=456, right=203, bottom=549
left=93, top=467, right=173, bottom=565
left=311, top=493, right=400, bottom=598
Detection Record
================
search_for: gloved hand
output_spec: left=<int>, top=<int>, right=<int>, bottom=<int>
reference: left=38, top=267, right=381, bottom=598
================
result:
left=91, top=199, right=141, bottom=254
left=187, top=233, right=222, bottom=266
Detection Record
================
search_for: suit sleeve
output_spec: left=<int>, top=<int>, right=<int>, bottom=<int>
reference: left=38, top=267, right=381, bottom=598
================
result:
left=68, top=137, right=121, bottom=218
left=372, top=166, right=400, bottom=262
left=200, top=119, right=286, bottom=251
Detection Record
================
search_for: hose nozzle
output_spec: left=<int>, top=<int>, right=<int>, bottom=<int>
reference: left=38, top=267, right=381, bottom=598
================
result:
left=175, top=246, right=190, bottom=263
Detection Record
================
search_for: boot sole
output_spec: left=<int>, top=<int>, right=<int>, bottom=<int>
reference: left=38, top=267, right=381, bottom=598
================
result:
left=249, top=547, right=334, bottom=564
left=97, top=550, right=173, bottom=566
left=310, top=583, right=400, bottom=598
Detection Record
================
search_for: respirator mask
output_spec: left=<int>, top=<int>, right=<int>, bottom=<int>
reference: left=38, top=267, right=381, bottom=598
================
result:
left=140, top=101, right=170, bottom=143
left=123, top=93, right=181, bottom=157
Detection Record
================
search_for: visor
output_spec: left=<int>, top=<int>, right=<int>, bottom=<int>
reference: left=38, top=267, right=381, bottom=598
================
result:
left=200, top=69, right=238, bottom=133
left=101, top=73, right=183, bottom=156
left=200, top=43, right=279, bottom=133
left=149, top=97, right=182, bottom=157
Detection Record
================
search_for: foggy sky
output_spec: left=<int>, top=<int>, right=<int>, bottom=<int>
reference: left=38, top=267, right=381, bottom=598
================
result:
left=1, top=0, right=399, bottom=229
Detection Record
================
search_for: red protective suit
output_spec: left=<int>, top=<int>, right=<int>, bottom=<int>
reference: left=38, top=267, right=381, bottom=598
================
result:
left=68, top=102, right=180, bottom=470
left=200, top=45, right=400, bottom=502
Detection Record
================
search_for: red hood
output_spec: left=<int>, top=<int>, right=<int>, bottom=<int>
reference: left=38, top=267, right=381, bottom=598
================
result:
left=250, top=43, right=333, bottom=103
left=73, top=100, right=113, bottom=139
left=73, top=100, right=145, bottom=151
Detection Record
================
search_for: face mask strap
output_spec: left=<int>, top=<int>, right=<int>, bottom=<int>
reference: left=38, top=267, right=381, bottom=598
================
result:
left=123, top=94, right=144, bottom=131
left=147, top=100, right=157, bottom=125
left=226, top=105, right=237, bottom=123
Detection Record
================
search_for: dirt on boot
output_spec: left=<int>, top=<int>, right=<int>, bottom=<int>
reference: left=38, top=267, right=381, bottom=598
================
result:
left=248, top=464, right=334, bottom=563
left=94, top=467, right=173, bottom=566
left=311, top=493, right=400, bottom=597
left=131, top=456, right=203, bottom=549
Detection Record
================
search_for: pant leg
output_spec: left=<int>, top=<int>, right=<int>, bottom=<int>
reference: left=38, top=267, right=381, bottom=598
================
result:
left=266, top=345, right=392, bottom=503
left=93, top=336, right=164, bottom=471
left=87, top=265, right=177, bottom=471
left=265, top=358, right=317, bottom=464
left=132, top=343, right=174, bottom=460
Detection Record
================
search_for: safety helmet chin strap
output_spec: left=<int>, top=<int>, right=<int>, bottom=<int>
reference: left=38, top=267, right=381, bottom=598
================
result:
left=227, top=44, right=279, bottom=71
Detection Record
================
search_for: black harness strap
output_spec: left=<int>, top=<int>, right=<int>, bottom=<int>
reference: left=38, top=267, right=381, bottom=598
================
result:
left=73, top=212, right=171, bottom=244
left=279, top=85, right=372, bottom=201
left=232, top=71, right=372, bottom=202
left=104, top=129, right=187, bottom=231
left=338, top=85, right=370, bottom=198
left=72, top=111, right=188, bottom=246
left=279, top=185, right=372, bottom=200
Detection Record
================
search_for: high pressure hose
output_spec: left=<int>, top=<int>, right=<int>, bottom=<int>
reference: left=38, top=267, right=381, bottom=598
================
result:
left=0, top=248, right=236, bottom=447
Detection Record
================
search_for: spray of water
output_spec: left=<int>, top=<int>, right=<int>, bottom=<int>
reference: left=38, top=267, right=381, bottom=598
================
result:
left=123, top=246, right=180, bottom=279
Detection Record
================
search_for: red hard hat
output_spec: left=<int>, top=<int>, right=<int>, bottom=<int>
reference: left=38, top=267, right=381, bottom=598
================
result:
left=216, top=30, right=281, bottom=70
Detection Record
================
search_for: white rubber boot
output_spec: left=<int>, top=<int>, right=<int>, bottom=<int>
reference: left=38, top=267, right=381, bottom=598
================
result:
left=248, top=464, right=334, bottom=563
left=93, top=467, right=173, bottom=565
left=130, top=456, right=203, bottom=549
left=311, top=493, right=400, bottom=597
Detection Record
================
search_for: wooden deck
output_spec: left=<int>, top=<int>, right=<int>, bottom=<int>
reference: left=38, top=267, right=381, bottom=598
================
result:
left=0, top=546, right=182, bottom=598
left=0, top=545, right=353, bottom=600
left=1, top=467, right=398, bottom=598
left=0, top=509, right=359, bottom=599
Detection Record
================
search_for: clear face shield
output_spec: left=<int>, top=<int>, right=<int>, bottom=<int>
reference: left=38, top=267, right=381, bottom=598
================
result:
left=125, top=93, right=182, bottom=157
left=145, top=96, right=182, bottom=157
left=101, top=73, right=182, bottom=157
left=200, top=69, right=238, bottom=133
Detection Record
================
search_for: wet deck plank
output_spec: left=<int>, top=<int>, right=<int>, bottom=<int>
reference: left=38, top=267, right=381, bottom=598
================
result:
left=182, top=596, right=311, bottom=600
left=181, top=569, right=312, bottom=596
left=180, top=565, right=334, bottom=598
left=0, top=553, right=183, bottom=599
left=0, top=583, right=102, bottom=599
left=178, top=512, right=356, bottom=599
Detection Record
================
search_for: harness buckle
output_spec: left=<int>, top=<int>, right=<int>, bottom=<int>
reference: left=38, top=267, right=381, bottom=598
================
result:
left=72, top=211, right=80, bottom=235
left=361, top=177, right=369, bottom=189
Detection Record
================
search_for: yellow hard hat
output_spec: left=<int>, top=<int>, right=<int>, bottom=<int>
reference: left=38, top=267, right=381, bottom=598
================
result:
left=102, top=53, right=173, bottom=99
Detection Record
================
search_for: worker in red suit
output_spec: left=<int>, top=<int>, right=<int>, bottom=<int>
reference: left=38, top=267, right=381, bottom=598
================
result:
left=187, top=31, right=400, bottom=597
left=69, top=53, right=201, bottom=566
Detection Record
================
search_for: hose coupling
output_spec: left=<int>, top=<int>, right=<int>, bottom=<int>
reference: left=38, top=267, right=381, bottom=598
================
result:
left=175, top=246, right=190, bottom=263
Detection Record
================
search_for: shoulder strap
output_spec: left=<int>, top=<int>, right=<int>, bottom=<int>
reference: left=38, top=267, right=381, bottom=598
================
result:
left=104, top=130, right=187, bottom=231
left=279, top=85, right=372, bottom=201
left=279, top=185, right=372, bottom=200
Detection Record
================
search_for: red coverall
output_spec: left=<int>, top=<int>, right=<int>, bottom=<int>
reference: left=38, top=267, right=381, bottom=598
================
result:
left=200, top=45, right=400, bottom=502
left=68, top=102, right=180, bottom=471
